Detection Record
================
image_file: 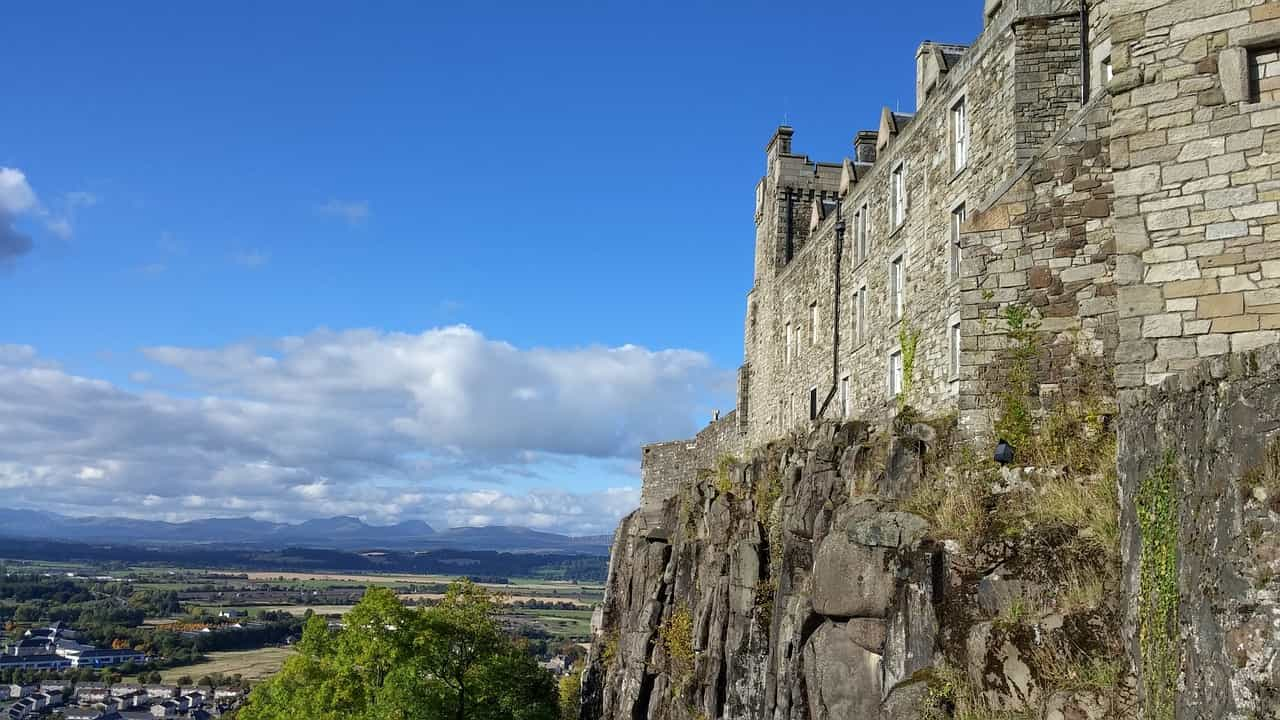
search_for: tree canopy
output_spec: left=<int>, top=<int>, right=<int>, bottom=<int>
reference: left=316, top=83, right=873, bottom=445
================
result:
left=238, top=581, right=558, bottom=720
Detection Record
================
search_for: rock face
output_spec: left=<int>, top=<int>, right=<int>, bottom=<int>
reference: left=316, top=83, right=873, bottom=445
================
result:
left=579, top=419, right=1126, bottom=720
left=1118, top=346, right=1280, bottom=720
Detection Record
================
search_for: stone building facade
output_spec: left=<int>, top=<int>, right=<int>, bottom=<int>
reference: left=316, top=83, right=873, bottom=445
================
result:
left=641, top=0, right=1280, bottom=488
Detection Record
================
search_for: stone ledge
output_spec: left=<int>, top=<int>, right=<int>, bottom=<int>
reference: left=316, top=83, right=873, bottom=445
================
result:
left=1118, top=340, right=1280, bottom=409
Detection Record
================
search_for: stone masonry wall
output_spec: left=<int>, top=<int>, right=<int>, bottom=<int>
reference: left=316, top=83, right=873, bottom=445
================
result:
left=1015, top=12, right=1086, bottom=161
left=960, top=95, right=1117, bottom=431
left=741, top=2, right=1094, bottom=450
left=638, top=412, right=743, bottom=527
left=1117, top=344, right=1280, bottom=718
left=1109, top=0, right=1280, bottom=394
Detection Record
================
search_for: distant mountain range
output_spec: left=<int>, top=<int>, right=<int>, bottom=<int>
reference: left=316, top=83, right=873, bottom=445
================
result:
left=0, top=510, right=612, bottom=555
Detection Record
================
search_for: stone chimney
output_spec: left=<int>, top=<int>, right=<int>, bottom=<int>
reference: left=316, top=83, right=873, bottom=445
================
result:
left=853, top=131, right=878, bottom=164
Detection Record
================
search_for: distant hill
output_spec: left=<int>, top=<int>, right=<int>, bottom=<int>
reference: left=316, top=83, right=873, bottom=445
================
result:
left=0, top=536, right=608, bottom=581
left=0, top=510, right=612, bottom=555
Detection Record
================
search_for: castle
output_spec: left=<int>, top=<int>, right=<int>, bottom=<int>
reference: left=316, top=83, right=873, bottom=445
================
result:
left=639, top=0, right=1280, bottom=518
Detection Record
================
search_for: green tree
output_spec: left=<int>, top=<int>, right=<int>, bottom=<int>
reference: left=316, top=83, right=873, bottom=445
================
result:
left=239, top=582, right=556, bottom=720
left=557, top=665, right=581, bottom=720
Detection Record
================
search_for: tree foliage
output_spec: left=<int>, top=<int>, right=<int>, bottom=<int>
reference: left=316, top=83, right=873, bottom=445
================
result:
left=238, top=581, right=557, bottom=720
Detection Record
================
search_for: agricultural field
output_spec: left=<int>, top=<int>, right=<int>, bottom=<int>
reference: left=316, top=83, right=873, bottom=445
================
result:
left=159, top=646, right=296, bottom=683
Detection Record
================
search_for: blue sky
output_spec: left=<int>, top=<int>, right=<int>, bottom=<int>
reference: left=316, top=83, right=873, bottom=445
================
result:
left=1, top=1, right=981, bottom=533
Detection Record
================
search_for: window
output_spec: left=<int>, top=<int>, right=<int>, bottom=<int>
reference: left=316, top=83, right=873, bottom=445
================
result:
left=840, top=376, right=850, bottom=417
left=890, top=163, right=907, bottom=227
left=856, top=285, right=867, bottom=344
left=890, top=254, right=905, bottom=321
left=1101, top=56, right=1114, bottom=85
left=785, top=322, right=793, bottom=365
left=1249, top=46, right=1280, bottom=103
left=809, top=387, right=818, bottom=421
left=855, top=203, right=868, bottom=262
left=951, top=98, right=968, bottom=172
left=950, top=203, right=966, bottom=281
left=889, top=350, right=903, bottom=398
left=950, top=320, right=962, bottom=379
left=809, top=302, right=819, bottom=345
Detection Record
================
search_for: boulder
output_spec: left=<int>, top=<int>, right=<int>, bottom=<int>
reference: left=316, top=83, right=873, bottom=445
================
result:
left=803, top=621, right=883, bottom=720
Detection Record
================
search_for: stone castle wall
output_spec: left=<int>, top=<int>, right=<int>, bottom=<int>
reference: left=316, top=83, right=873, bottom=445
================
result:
left=1110, top=0, right=1280, bottom=393
left=637, top=412, right=743, bottom=525
left=960, top=95, right=1118, bottom=428
left=739, top=1, right=1094, bottom=447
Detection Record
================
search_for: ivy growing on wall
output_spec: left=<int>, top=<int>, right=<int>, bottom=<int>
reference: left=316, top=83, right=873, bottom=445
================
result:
left=1137, top=451, right=1179, bottom=720
left=993, top=303, right=1041, bottom=450
left=898, top=325, right=922, bottom=410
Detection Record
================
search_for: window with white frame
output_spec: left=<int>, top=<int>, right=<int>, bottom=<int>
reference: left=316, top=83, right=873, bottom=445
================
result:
left=890, top=163, right=907, bottom=227
left=785, top=322, right=793, bottom=365
left=855, top=203, right=868, bottom=262
left=809, top=302, right=819, bottom=345
left=950, top=203, right=966, bottom=281
left=951, top=98, right=968, bottom=172
left=890, top=254, right=905, bottom=321
left=889, top=350, right=903, bottom=398
left=840, top=376, right=850, bottom=417
left=950, top=320, right=961, bottom=379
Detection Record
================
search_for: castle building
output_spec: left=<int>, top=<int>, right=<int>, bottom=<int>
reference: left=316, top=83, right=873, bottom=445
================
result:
left=640, top=0, right=1280, bottom=514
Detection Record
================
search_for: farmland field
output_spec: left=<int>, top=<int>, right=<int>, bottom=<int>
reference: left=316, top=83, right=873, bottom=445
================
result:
left=159, top=647, right=296, bottom=683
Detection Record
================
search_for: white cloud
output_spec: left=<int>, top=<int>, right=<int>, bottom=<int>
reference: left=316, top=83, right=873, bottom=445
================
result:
left=317, top=199, right=369, bottom=225
left=0, top=168, right=38, bottom=264
left=0, top=330, right=729, bottom=534
left=0, top=168, right=39, bottom=215
left=0, top=169, right=94, bottom=261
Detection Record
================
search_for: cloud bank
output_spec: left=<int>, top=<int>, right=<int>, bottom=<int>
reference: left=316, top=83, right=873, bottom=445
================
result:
left=0, top=328, right=729, bottom=534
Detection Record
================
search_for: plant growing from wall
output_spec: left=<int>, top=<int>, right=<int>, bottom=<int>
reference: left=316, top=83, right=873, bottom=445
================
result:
left=992, top=303, right=1041, bottom=452
left=898, top=325, right=922, bottom=410
left=659, top=606, right=695, bottom=698
left=1136, top=451, right=1179, bottom=720
left=714, top=454, right=739, bottom=496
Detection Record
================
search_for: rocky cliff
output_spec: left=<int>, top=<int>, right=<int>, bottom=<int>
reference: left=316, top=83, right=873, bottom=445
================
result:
left=581, top=408, right=1132, bottom=720
left=581, top=346, right=1280, bottom=720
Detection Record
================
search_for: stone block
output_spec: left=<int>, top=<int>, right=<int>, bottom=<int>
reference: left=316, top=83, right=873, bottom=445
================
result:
left=1219, top=47, right=1249, bottom=104
left=1246, top=289, right=1280, bottom=308
left=1119, top=285, right=1166, bottom=318
left=1197, top=293, right=1245, bottom=318
left=1147, top=260, right=1203, bottom=282
left=1232, top=330, right=1280, bottom=352
left=1205, top=186, right=1257, bottom=210
left=1157, top=338, right=1198, bottom=360
left=1212, top=315, right=1261, bottom=332
left=1115, top=166, right=1161, bottom=195
left=1167, top=275, right=1213, bottom=295
left=1146, top=209, right=1191, bottom=231
left=1196, top=333, right=1231, bottom=356
left=1206, top=221, right=1248, bottom=240
left=1143, top=314, right=1184, bottom=338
